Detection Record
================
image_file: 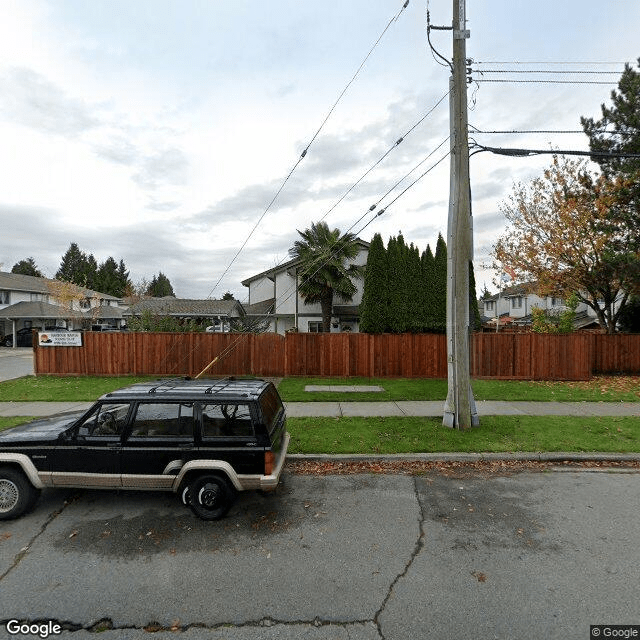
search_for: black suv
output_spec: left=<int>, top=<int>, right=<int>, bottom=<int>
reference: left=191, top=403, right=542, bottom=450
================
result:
left=0, top=378, right=289, bottom=520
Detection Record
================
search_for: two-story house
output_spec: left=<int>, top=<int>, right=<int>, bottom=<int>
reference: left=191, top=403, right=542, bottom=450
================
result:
left=0, top=271, right=124, bottom=344
left=481, top=283, right=604, bottom=331
left=241, top=239, right=370, bottom=335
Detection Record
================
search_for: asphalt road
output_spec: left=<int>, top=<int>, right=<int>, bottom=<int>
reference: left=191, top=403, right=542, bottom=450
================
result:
left=1, top=468, right=638, bottom=639
left=0, top=348, right=33, bottom=383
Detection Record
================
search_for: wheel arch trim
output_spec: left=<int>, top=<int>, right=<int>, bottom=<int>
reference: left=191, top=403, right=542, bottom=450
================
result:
left=0, top=454, right=45, bottom=489
left=173, top=460, right=242, bottom=491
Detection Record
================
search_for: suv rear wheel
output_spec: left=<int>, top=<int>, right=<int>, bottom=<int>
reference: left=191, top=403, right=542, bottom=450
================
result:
left=187, top=475, right=236, bottom=520
left=0, top=468, right=40, bottom=520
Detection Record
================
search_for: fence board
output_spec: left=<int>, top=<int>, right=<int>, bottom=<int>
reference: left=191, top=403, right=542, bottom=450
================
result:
left=33, top=331, right=640, bottom=380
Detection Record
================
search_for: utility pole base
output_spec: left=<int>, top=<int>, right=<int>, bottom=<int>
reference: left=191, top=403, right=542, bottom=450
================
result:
left=443, top=387, right=480, bottom=429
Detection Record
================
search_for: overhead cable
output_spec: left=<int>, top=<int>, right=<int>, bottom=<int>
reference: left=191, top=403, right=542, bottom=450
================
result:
left=203, top=0, right=412, bottom=301
left=470, top=144, right=640, bottom=159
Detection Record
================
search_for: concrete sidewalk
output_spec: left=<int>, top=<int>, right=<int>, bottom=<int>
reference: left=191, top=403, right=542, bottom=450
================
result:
left=0, top=399, right=639, bottom=417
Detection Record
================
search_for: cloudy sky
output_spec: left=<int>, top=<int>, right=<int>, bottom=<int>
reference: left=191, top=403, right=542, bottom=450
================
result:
left=1, top=0, right=638, bottom=300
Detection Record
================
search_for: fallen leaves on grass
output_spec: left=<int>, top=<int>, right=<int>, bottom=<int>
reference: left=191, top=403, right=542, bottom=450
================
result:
left=532, top=376, right=640, bottom=398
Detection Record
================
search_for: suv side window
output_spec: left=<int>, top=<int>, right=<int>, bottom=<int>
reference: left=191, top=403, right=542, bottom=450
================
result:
left=130, top=403, right=194, bottom=438
left=77, top=402, right=131, bottom=437
left=259, top=386, right=284, bottom=434
left=202, top=404, right=254, bottom=438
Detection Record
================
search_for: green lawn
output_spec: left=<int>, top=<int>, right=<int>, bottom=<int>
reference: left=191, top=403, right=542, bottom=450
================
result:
left=0, top=375, right=157, bottom=401
left=278, top=376, right=640, bottom=403
left=287, top=415, right=640, bottom=454
left=2, top=413, right=638, bottom=453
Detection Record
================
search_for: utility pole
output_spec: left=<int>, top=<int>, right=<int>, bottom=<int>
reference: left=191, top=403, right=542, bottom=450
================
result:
left=443, top=0, right=479, bottom=429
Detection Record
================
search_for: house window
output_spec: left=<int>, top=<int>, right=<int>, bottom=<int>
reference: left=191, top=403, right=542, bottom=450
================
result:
left=308, top=321, right=324, bottom=333
left=0, top=290, right=8, bottom=304
left=511, top=296, right=523, bottom=309
left=80, top=297, right=91, bottom=310
left=551, top=297, right=561, bottom=306
left=30, top=293, right=49, bottom=303
left=485, top=301, right=495, bottom=312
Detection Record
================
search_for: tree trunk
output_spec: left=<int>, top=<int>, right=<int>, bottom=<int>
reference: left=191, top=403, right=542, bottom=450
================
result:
left=321, top=293, right=333, bottom=333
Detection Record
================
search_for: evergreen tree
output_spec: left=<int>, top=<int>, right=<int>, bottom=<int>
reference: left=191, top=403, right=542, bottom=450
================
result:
left=56, top=243, right=97, bottom=288
left=432, top=234, right=448, bottom=332
left=421, top=245, right=436, bottom=331
left=469, top=262, right=482, bottom=331
left=359, top=233, right=388, bottom=334
left=11, top=257, right=43, bottom=277
left=406, top=243, right=423, bottom=332
left=147, top=272, right=176, bottom=297
left=581, top=58, right=640, bottom=177
left=95, top=257, right=130, bottom=297
left=385, top=236, right=403, bottom=333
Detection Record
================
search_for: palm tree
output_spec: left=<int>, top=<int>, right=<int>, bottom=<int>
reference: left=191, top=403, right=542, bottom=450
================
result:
left=289, top=222, right=363, bottom=332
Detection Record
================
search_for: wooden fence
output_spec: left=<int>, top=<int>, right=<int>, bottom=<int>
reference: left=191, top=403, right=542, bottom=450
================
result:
left=33, top=331, right=640, bottom=380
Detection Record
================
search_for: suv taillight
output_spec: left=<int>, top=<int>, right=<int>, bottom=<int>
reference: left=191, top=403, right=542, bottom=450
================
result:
left=265, top=451, right=275, bottom=475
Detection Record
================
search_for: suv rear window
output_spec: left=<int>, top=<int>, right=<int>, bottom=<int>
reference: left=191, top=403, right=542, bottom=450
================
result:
left=259, top=386, right=284, bottom=434
left=202, top=404, right=254, bottom=438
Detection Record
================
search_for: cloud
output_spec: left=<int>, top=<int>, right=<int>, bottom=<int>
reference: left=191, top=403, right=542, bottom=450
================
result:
left=131, top=147, right=190, bottom=190
left=0, top=67, right=98, bottom=137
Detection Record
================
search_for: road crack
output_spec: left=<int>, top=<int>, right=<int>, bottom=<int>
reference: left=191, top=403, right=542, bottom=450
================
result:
left=0, top=616, right=378, bottom=635
left=373, top=476, right=425, bottom=640
left=0, top=497, right=73, bottom=582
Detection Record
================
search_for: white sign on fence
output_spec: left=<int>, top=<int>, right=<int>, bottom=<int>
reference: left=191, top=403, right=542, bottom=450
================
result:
left=38, top=332, right=83, bottom=347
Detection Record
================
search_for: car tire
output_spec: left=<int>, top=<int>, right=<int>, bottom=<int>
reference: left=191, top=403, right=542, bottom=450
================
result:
left=0, top=468, right=40, bottom=520
left=3, top=337, right=11, bottom=347
left=187, top=475, right=236, bottom=521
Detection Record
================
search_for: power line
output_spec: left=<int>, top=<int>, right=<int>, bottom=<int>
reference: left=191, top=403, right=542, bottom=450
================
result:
left=471, top=69, right=621, bottom=75
left=472, top=60, right=626, bottom=65
left=473, top=79, right=617, bottom=85
left=470, top=144, right=640, bottom=159
left=316, top=91, right=450, bottom=225
left=203, top=0, right=412, bottom=301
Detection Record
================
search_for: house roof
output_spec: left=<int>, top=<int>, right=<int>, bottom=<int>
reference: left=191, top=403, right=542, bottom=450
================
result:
left=0, top=270, right=121, bottom=301
left=0, top=301, right=84, bottom=320
left=243, top=298, right=275, bottom=316
left=484, top=282, right=535, bottom=302
left=0, top=301, right=124, bottom=321
left=240, top=238, right=370, bottom=287
left=122, top=298, right=245, bottom=318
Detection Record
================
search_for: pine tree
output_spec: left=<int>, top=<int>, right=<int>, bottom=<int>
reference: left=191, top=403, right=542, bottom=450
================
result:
left=469, top=262, right=481, bottom=331
left=581, top=58, right=640, bottom=177
left=432, top=234, right=448, bottom=333
left=359, top=233, right=388, bottom=333
left=146, top=272, right=176, bottom=297
left=56, top=243, right=97, bottom=288
left=11, top=257, right=43, bottom=277
left=421, top=245, right=436, bottom=331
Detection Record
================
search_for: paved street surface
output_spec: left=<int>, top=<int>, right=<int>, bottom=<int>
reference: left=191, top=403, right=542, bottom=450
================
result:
left=0, top=348, right=33, bottom=383
left=1, top=469, right=638, bottom=639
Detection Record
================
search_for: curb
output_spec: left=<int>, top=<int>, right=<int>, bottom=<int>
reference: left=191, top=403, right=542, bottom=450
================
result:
left=287, top=452, right=640, bottom=463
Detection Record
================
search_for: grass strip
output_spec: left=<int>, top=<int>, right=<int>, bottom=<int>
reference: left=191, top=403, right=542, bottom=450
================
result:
left=2, top=414, right=638, bottom=453
left=278, top=376, right=640, bottom=403
left=0, top=417, right=36, bottom=432
left=286, top=415, right=640, bottom=455
left=0, top=376, right=157, bottom=401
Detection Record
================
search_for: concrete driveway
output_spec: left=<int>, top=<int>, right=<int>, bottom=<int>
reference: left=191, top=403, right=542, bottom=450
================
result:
left=0, top=347, right=34, bottom=382
left=0, top=468, right=638, bottom=639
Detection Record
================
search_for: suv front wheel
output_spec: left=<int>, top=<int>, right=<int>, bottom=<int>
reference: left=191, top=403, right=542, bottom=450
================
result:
left=0, top=468, right=40, bottom=520
left=187, top=475, right=236, bottom=520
